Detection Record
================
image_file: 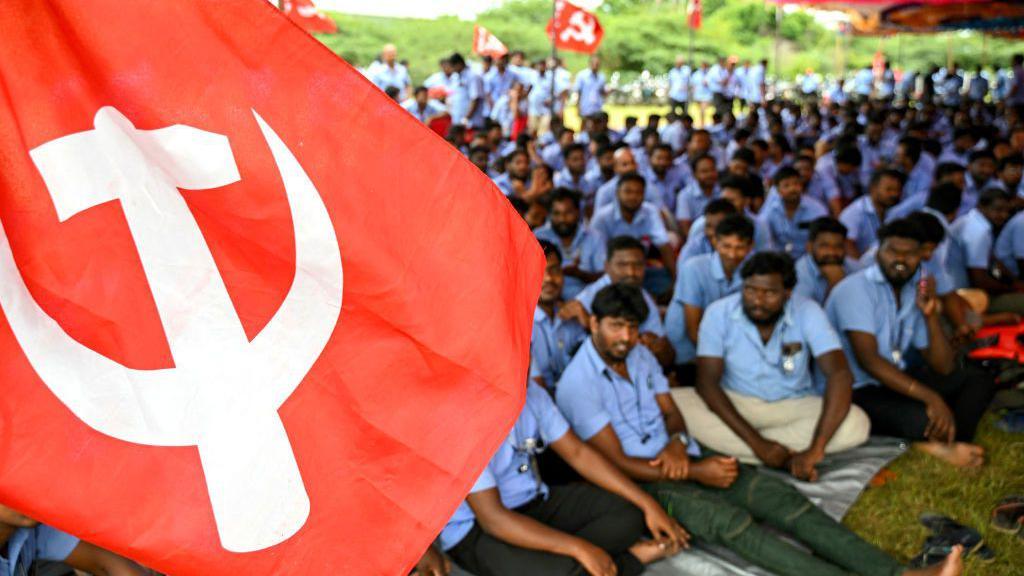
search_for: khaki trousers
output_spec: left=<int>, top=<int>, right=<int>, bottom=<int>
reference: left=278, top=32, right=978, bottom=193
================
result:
left=672, top=387, right=870, bottom=464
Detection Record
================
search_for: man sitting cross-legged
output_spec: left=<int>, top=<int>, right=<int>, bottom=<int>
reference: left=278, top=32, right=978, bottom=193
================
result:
left=441, top=379, right=689, bottom=576
left=674, top=252, right=870, bottom=478
left=826, top=218, right=996, bottom=468
left=555, top=284, right=962, bottom=576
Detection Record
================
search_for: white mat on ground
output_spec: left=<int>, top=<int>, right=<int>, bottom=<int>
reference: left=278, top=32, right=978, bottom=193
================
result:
left=645, top=437, right=907, bottom=576
left=451, top=438, right=906, bottom=576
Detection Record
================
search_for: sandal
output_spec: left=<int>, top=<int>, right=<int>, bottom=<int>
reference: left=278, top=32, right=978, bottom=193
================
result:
left=918, top=513, right=993, bottom=561
left=991, top=496, right=1024, bottom=533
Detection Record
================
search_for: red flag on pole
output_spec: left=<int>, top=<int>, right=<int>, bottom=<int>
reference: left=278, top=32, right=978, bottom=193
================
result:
left=473, top=24, right=509, bottom=58
left=546, top=0, right=605, bottom=54
left=281, top=0, right=338, bottom=34
left=688, top=0, right=703, bottom=30
left=0, top=1, right=541, bottom=575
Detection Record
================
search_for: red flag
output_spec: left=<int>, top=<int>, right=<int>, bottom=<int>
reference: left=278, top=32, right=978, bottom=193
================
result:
left=473, top=24, right=509, bottom=58
left=281, top=0, right=338, bottom=34
left=0, top=1, right=542, bottom=575
left=688, top=0, right=703, bottom=30
left=546, top=1, right=605, bottom=54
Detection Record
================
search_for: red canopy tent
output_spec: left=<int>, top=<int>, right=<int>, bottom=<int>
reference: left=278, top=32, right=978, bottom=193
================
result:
left=773, top=0, right=1024, bottom=36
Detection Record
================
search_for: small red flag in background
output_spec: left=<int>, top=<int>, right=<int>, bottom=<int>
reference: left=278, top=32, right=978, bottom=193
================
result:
left=281, top=0, right=338, bottom=34
left=546, top=0, right=605, bottom=54
left=0, top=0, right=542, bottom=574
left=688, top=0, right=703, bottom=30
left=473, top=24, right=509, bottom=58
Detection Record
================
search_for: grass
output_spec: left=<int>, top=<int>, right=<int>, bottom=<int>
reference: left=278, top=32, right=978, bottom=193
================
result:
left=843, top=415, right=1024, bottom=575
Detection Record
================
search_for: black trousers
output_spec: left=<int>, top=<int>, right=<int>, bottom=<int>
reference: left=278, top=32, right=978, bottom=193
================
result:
left=852, top=363, right=996, bottom=442
left=448, top=483, right=646, bottom=576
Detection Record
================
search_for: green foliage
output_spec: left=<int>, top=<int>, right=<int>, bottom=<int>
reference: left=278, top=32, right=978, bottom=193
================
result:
left=314, top=0, right=1021, bottom=83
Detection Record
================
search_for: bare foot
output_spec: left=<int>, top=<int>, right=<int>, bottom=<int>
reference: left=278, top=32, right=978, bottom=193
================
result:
left=903, top=544, right=963, bottom=576
left=689, top=456, right=739, bottom=489
left=913, top=442, right=984, bottom=468
left=628, top=539, right=679, bottom=564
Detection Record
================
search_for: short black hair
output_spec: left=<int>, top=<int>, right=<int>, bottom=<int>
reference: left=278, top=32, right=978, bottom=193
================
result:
left=899, top=137, right=922, bottom=164
left=935, top=161, right=966, bottom=181
left=906, top=212, right=946, bottom=245
left=740, top=251, right=796, bottom=290
left=925, top=183, right=963, bottom=215
left=718, top=174, right=749, bottom=195
left=714, top=214, right=755, bottom=242
left=773, top=166, right=802, bottom=186
left=834, top=146, right=863, bottom=167
left=808, top=217, right=848, bottom=242
left=731, top=147, right=756, bottom=166
left=591, top=283, right=650, bottom=323
left=978, top=187, right=1011, bottom=208
left=704, top=198, right=738, bottom=217
left=877, top=218, right=926, bottom=246
left=969, top=149, right=996, bottom=164
left=690, top=153, right=716, bottom=172
left=870, top=168, right=905, bottom=189
left=538, top=239, right=562, bottom=265
left=617, top=172, right=647, bottom=190
left=549, top=187, right=581, bottom=209
left=999, top=155, right=1024, bottom=171
left=606, top=235, right=645, bottom=260
left=563, top=143, right=586, bottom=158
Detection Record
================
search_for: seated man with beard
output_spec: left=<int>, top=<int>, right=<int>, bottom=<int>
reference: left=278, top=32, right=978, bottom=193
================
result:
left=531, top=240, right=589, bottom=390
left=563, top=236, right=674, bottom=367
left=533, top=189, right=604, bottom=300
left=827, top=219, right=996, bottom=468
left=675, top=252, right=869, bottom=476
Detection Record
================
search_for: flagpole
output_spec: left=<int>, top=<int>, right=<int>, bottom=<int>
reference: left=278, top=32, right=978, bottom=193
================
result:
left=773, top=3, right=782, bottom=90
left=550, top=0, right=558, bottom=126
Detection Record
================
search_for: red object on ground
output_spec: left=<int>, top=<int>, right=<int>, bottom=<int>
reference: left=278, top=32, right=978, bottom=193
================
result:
left=546, top=1, right=605, bottom=54
left=968, top=323, right=1024, bottom=362
left=0, top=1, right=542, bottom=574
left=282, top=0, right=338, bottom=34
left=473, top=24, right=509, bottom=58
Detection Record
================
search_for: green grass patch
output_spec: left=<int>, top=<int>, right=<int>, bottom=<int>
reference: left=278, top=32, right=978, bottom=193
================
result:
left=844, top=416, right=1024, bottom=575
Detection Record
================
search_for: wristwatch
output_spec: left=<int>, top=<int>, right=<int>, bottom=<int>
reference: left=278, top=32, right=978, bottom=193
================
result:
left=673, top=432, right=690, bottom=446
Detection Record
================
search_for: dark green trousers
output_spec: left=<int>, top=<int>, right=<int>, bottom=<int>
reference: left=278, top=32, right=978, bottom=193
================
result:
left=643, top=463, right=903, bottom=576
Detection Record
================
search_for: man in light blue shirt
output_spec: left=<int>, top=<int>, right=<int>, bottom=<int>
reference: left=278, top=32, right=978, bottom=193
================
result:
left=0, top=504, right=149, bottom=576
left=839, top=168, right=903, bottom=258
left=666, top=215, right=754, bottom=378
left=594, top=147, right=639, bottom=210
left=534, top=188, right=604, bottom=296
left=680, top=251, right=867, bottom=473
left=370, top=44, right=411, bottom=100
left=667, top=56, right=691, bottom=116
left=589, top=173, right=676, bottom=276
left=556, top=284, right=916, bottom=576
left=794, top=217, right=851, bottom=305
left=644, top=144, right=686, bottom=213
left=484, top=55, right=518, bottom=112
left=827, top=219, right=994, bottom=468
left=401, top=86, right=447, bottom=124
left=442, top=379, right=686, bottom=576
left=995, top=209, right=1024, bottom=278
left=854, top=66, right=874, bottom=99
left=674, top=154, right=720, bottom=237
left=574, top=56, right=608, bottom=118
left=569, top=236, right=674, bottom=366
left=446, top=53, right=485, bottom=129
left=531, top=241, right=589, bottom=389
left=552, top=143, right=600, bottom=205
left=758, top=167, right=828, bottom=260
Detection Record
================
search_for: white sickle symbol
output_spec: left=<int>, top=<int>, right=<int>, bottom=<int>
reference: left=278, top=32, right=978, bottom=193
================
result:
left=0, top=107, right=343, bottom=552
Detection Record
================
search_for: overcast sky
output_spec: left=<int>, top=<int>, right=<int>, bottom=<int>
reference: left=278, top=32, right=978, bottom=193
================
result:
left=315, top=0, right=507, bottom=20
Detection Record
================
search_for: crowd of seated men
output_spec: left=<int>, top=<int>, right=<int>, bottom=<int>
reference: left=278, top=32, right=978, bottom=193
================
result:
left=404, top=54, right=1024, bottom=576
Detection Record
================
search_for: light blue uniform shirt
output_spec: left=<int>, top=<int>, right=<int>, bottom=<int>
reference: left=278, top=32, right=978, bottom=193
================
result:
left=757, top=196, right=828, bottom=260
left=698, top=293, right=842, bottom=401
left=995, top=210, right=1024, bottom=277
left=447, top=68, right=484, bottom=127
left=556, top=339, right=672, bottom=459
left=645, top=169, right=686, bottom=213
left=401, top=99, right=446, bottom=123
left=532, top=306, right=588, bottom=387
left=666, top=252, right=744, bottom=363
left=589, top=201, right=670, bottom=248
left=668, top=65, right=692, bottom=101
left=574, top=275, right=665, bottom=337
left=574, top=69, right=607, bottom=117
left=839, top=195, right=885, bottom=255
left=793, top=254, right=855, bottom=305
left=370, top=63, right=411, bottom=99
left=948, top=208, right=995, bottom=289
left=826, top=264, right=930, bottom=388
left=1, top=525, right=78, bottom=576
left=675, top=182, right=721, bottom=223
left=485, top=68, right=519, bottom=105
left=534, top=223, right=605, bottom=300
left=593, top=175, right=622, bottom=210
left=439, top=381, right=570, bottom=551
